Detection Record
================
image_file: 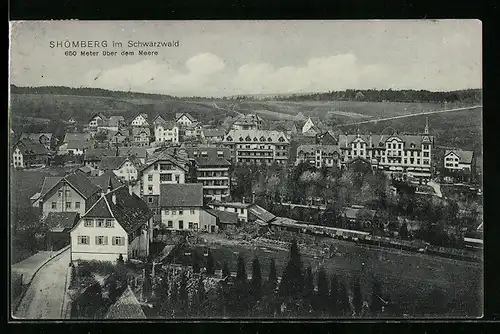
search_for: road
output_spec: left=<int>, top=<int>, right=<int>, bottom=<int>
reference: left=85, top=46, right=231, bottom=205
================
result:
left=339, top=105, right=481, bottom=127
left=13, top=248, right=70, bottom=319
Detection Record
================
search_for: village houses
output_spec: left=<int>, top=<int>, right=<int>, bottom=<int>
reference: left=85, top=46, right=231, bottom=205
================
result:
left=154, top=119, right=179, bottom=144
left=12, top=139, right=50, bottom=168
left=98, top=155, right=142, bottom=182
left=296, top=144, right=341, bottom=168
left=19, top=133, right=55, bottom=151
left=70, top=184, right=154, bottom=263
left=231, top=114, right=263, bottom=131
left=175, top=112, right=197, bottom=126
left=130, top=113, right=149, bottom=127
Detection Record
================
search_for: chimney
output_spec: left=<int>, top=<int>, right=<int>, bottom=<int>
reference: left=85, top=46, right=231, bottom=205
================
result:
left=112, top=193, right=117, bottom=205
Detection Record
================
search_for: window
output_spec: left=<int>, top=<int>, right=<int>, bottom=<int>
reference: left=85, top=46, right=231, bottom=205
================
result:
left=106, top=219, right=114, bottom=228
left=75, top=202, right=81, bottom=209
left=78, top=236, right=89, bottom=245
left=179, top=220, right=184, bottom=229
left=179, top=210, right=183, bottom=215
left=112, top=236, right=125, bottom=246
left=240, top=208, right=244, bottom=214
left=65, top=190, right=70, bottom=197
left=160, top=174, right=172, bottom=182
left=96, top=219, right=105, bottom=227
left=84, top=219, right=94, bottom=227
left=95, top=236, right=108, bottom=245
left=65, top=202, right=71, bottom=209
left=164, top=209, right=170, bottom=215
left=175, top=175, right=180, bottom=183
left=423, top=144, right=429, bottom=150
left=51, top=202, right=57, bottom=209
left=188, top=222, right=193, bottom=229
left=148, top=197, right=153, bottom=203
left=58, top=190, right=63, bottom=197
left=423, top=152, right=429, bottom=157
left=148, top=175, right=153, bottom=181
left=234, top=208, right=238, bottom=213
left=190, top=209, right=195, bottom=215
left=193, top=223, right=199, bottom=230
left=148, top=185, right=153, bottom=193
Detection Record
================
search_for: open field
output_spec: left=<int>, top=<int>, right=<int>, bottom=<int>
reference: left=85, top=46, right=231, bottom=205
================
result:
left=194, top=237, right=481, bottom=317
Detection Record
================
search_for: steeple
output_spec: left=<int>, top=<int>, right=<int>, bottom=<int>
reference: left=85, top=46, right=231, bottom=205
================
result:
left=424, top=117, right=429, bottom=135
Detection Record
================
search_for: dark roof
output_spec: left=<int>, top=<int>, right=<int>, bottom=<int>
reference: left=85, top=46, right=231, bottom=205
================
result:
left=184, top=147, right=231, bottom=166
left=160, top=183, right=203, bottom=207
left=66, top=139, right=93, bottom=150
left=20, top=133, right=53, bottom=142
left=104, top=286, right=146, bottom=319
left=108, top=116, right=125, bottom=127
left=88, top=170, right=123, bottom=191
left=89, top=113, right=108, bottom=122
left=99, top=156, right=129, bottom=171
left=297, top=144, right=340, bottom=155
left=338, top=134, right=434, bottom=148
left=40, top=172, right=100, bottom=200
left=203, top=129, right=225, bottom=138
left=84, top=148, right=116, bottom=161
left=130, top=127, right=151, bottom=137
left=444, top=149, right=474, bottom=164
left=248, top=205, right=276, bottom=223
left=343, top=206, right=376, bottom=220
left=15, top=140, right=49, bottom=156
left=205, top=208, right=239, bottom=225
left=84, top=186, right=153, bottom=234
left=46, top=212, right=80, bottom=231
left=119, top=147, right=147, bottom=159
left=142, top=147, right=189, bottom=172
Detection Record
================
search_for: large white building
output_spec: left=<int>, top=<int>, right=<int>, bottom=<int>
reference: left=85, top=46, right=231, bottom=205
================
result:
left=222, top=129, right=290, bottom=165
left=338, top=122, right=434, bottom=181
left=443, top=149, right=474, bottom=173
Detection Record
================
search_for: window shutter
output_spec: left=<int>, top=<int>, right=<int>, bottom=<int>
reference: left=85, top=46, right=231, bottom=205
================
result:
left=95, top=236, right=99, bottom=244
left=104, top=236, right=108, bottom=245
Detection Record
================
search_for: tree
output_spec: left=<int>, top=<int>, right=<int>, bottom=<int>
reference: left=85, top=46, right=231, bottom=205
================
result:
left=192, top=250, right=202, bottom=273
left=338, top=281, right=351, bottom=316
left=142, top=269, right=152, bottom=301
left=236, top=255, right=247, bottom=282
left=370, top=279, right=383, bottom=316
left=399, top=222, right=409, bottom=240
left=268, top=259, right=278, bottom=293
left=279, top=239, right=304, bottom=302
left=352, top=276, right=363, bottom=317
left=315, top=267, right=329, bottom=313
left=178, top=271, right=189, bottom=315
left=170, top=280, right=179, bottom=317
left=192, top=275, right=206, bottom=317
left=222, top=261, right=230, bottom=278
left=329, top=275, right=339, bottom=316
left=154, top=275, right=170, bottom=315
left=303, top=266, right=314, bottom=307
left=250, top=257, right=262, bottom=302
left=206, top=251, right=215, bottom=275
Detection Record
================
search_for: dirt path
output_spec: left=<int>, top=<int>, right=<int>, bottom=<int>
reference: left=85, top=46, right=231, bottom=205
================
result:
left=13, top=249, right=70, bottom=319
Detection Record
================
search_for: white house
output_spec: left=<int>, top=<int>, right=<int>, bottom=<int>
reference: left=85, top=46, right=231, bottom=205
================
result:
left=159, top=183, right=218, bottom=233
left=208, top=201, right=253, bottom=224
left=130, top=113, right=149, bottom=127
left=154, top=120, right=179, bottom=144
left=98, top=156, right=142, bottom=182
left=70, top=185, right=153, bottom=263
left=175, top=112, right=197, bottom=126
left=89, top=113, right=108, bottom=128
left=443, top=149, right=474, bottom=173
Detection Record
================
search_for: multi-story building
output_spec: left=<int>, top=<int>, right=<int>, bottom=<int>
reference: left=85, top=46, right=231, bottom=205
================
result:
left=159, top=183, right=218, bottom=233
left=154, top=120, right=179, bottom=144
left=84, top=148, right=116, bottom=169
left=130, top=113, right=149, bottom=127
left=443, top=149, right=474, bottom=173
left=70, top=185, right=153, bottom=263
left=132, top=147, right=190, bottom=207
left=88, top=113, right=108, bottom=129
left=222, top=129, right=290, bottom=165
left=12, top=140, right=50, bottom=168
left=175, top=112, right=197, bottom=126
left=185, top=147, right=232, bottom=201
left=296, top=144, right=341, bottom=168
left=231, top=114, right=263, bottom=130
left=338, top=121, right=434, bottom=182
left=19, top=133, right=55, bottom=151
left=98, top=156, right=142, bottom=182
left=202, top=129, right=225, bottom=144
left=130, top=127, right=151, bottom=147
left=208, top=201, right=253, bottom=224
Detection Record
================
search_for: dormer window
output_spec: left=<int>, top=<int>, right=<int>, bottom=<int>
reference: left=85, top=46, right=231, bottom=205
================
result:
left=193, top=151, right=198, bottom=156
left=260, top=136, right=266, bottom=141
left=278, top=137, right=285, bottom=142
left=217, top=151, right=223, bottom=157
left=201, top=151, right=208, bottom=157
left=238, top=137, right=243, bottom=141
left=268, top=137, right=272, bottom=142
left=245, top=136, right=251, bottom=141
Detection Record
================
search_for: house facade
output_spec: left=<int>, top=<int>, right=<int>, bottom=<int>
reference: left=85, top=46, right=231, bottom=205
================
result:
left=222, top=129, right=290, bottom=165
left=98, top=156, right=141, bottom=182
left=38, top=172, right=101, bottom=218
left=231, top=114, right=263, bottom=131
left=338, top=126, right=434, bottom=182
left=130, top=127, right=151, bottom=147
left=89, top=113, right=108, bottom=128
left=175, top=113, right=196, bottom=126
left=185, top=147, right=232, bottom=201
left=443, top=149, right=474, bottom=173
left=208, top=201, right=252, bottom=223
left=154, top=120, right=179, bottom=144
left=159, top=183, right=218, bottom=233
left=70, top=186, right=153, bottom=263
left=12, top=140, right=50, bottom=168
left=130, top=113, right=149, bottom=127
left=84, top=148, right=116, bottom=169
left=296, top=144, right=341, bottom=168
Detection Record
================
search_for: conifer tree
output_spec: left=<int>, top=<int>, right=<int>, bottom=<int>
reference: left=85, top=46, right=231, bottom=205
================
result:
left=178, top=272, right=189, bottom=316
left=316, top=267, right=329, bottom=313
left=303, top=266, right=314, bottom=308
left=222, top=261, right=230, bottom=278
left=329, top=275, right=339, bottom=316
left=352, top=276, right=363, bottom=317
left=206, top=251, right=215, bottom=275
left=170, top=280, right=179, bottom=317
left=279, top=239, right=304, bottom=299
left=268, top=259, right=278, bottom=293
left=370, top=279, right=383, bottom=315
left=338, top=281, right=350, bottom=316
left=236, top=255, right=247, bottom=282
left=251, top=257, right=262, bottom=301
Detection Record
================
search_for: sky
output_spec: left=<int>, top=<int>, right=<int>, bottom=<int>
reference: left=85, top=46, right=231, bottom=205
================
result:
left=9, top=20, right=482, bottom=97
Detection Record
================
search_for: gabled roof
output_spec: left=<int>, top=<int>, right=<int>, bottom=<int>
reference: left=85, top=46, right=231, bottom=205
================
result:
left=40, top=172, right=101, bottom=200
left=108, top=116, right=125, bottom=127
left=444, top=149, right=474, bottom=164
left=338, top=134, right=434, bottom=149
left=89, top=113, right=108, bottom=122
left=63, top=132, right=91, bottom=143
left=46, top=212, right=80, bottom=231
left=152, top=114, right=166, bottom=124
left=84, top=148, right=116, bottom=161
left=20, top=133, right=53, bottom=142
left=154, top=120, right=178, bottom=129
left=232, top=114, right=262, bottom=126
left=141, top=147, right=189, bottom=172
left=83, top=186, right=153, bottom=234
left=14, top=140, right=49, bottom=156
left=203, top=129, right=226, bottom=138
left=98, top=156, right=129, bottom=171
left=159, top=183, right=203, bottom=207
left=224, top=129, right=289, bottom=143
left=130, top=127, right=151, bottom=136
left=66, top=139, right=93, bottom=150
left=104, top=285, right=146, bottom=319
left=343, top=206, right=376, bottom=220
left=205, top=208, right=239, bottom=225
left=175, top=112, right=196, bottom=122
left=119, top=147, right=147, bottom=159
left=88, top=170, right=123, bottom=191
left=130, top=113, right=149, bottom=124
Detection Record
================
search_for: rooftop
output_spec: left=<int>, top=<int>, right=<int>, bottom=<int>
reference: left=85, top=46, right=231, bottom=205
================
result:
left=104, top=286, right=146, bottom=319
left=224, top=129, right=289, bottom=143
left=46, top=212, right=80, bottom=231
left=205, top=208, right=239, bottom=225
left=159, top=183, right=204, bottom=207
left=210, top=201, right=253, bottom=209
left=445, top=149, right=474, bottom=164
